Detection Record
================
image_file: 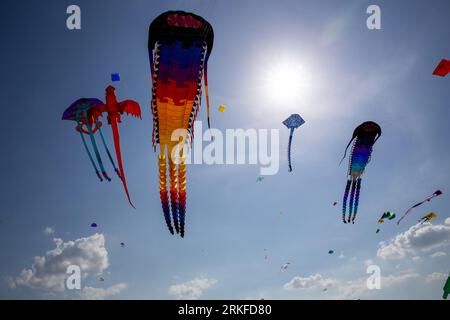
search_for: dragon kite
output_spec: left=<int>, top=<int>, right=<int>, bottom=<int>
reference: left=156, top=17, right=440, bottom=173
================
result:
left=63, top=86, right=141, bottom=207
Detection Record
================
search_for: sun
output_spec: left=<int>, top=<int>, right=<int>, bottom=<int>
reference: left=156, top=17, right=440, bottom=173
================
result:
left=264, top=59, right=310, bottom=104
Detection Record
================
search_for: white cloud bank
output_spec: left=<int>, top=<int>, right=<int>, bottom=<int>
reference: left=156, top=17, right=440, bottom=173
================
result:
left=13, top=233, right=108, bottom=291
left=169, top=277, right=217, bottom=300
left=377, top=222, right=450, bottom=260
left=283, top=274, right=336, bottom=290
left=80, top=283, right=127, bottom=300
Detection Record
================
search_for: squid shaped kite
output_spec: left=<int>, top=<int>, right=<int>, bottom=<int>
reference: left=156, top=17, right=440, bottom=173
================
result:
left=282, top=114, right=305, bottom=172
left=63, top=86, right=141, bottom=207
left=340, top=121, right=381, bottom=224
left=148, top=11, right=214, bottom=237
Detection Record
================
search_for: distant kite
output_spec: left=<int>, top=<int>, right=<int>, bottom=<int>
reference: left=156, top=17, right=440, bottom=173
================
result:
left=340, top=121, right=381, bottom=224
left=281, top=262, right=291, bottom=271
left=111, top=73, right=121, bottom=82
left=397, top=190, right=442, bottom=225
left=418, top=212, right=437, bottom=224
left=282, top=114, right=305, bottom=172
left=433, top=59, right=450, bottom=77
left=378, top=211, right=396, bottom=224
left=90, top=223, right=98, bottom=228
left=444, top=273, right=450, bottom=299
left=218, top=105, right=226, bottom=112
left=328, top=250, right=334, bottom=255
left=256, top=176, right=264, bottom=182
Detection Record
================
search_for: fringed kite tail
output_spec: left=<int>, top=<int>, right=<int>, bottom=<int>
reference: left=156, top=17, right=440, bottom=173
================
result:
left=287, top=128, right=294, bottom=172
left=178, top=155, right=187, bottom=238
left=204, top=62, right=211, bottom=131
left=351, top=178, right=362, bottom=224
left=78, top=129, right=103, bottom=182
left=159, top=154, right=174, bottom=235
left=342, top=179, right=352, bottom=223
left=96, top=119, right=121, bottom=179
left=84, top=111, right=111, bottom=182
left=168, top=157, right=180, bottom=234
left=110, top=117, right=135, bottom=208
left=348, top=178, right=357, bottom=223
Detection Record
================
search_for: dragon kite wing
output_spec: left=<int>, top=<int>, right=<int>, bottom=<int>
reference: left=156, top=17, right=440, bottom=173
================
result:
left=148, top=11, right=214, bottom=237
left=119, top=100, right=142, bottom=118
left=341, top=121, right=381, bottom=224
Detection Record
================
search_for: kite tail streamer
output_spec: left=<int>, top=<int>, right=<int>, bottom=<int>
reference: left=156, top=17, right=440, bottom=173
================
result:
left=168, top=154, right=180, bottom=234
left=342, top=179, right=352, bottom=223
left=95, top=119, right=121, bottom=179
left=351, top=178, right=362, bottom=223
left=110, top=117, right=135, bottom=208
left=287, top=128, right=294, bottom=172
left=78, top=128, right=103, bottom=182
left=204, top=61, right=211, bottom=130
left=159, top=153, right=174, bottom=235
left=348, top=178, right=357, bottom=223
left=83, top=111, right=111, bottom=182
left=178, top=153, right=187, bottom=238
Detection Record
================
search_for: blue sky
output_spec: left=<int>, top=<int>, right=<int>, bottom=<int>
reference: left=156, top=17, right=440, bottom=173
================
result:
left=1, top=0, right=450, bottom=299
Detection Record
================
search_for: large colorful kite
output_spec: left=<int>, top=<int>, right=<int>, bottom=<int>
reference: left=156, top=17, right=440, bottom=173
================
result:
left=340, top=121, right=381, bottom=224
left=148, top=11, right=214, bottom=237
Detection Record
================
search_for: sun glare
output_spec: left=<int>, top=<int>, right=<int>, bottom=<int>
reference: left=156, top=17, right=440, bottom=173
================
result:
left=264, top=60, right=310, bottom=104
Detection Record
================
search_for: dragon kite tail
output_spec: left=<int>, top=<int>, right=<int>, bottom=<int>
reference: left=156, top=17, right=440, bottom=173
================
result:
left=159, top=153, right=174, bottom=235
left=110, top=117, right=135, bottom=208
left=178, top=154, right=187, bottom=238
left=168, top=154, right=180, bottom=234
left=342, top=179, right=352, bottom=224
left=351, top=178, right=362, bottom=224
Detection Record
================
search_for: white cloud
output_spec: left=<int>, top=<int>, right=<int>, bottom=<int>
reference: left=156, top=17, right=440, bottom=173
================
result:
left=169, top=277, right=217, bottom=300
left=44, top=227, right=55, bottom=236
left=338, top=270, right=419, bottom=299
left=13, top=233, right=108, bottom=291
left=445, top=218, right=450, bottom=225
left=377, top=223, right=450, bottom=260
left=425, top=272, right=447, bottom=283
left=412, top=256, right=422, bottom=262
left=80, top=283, right=127, bottom=300
left=283, top=274, right=336, bottom=290
left=430, top=251, right=447, bottom=258
left=364, top=259, right=374, bottom=267
left=339, top=252, right=345, bottom=259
